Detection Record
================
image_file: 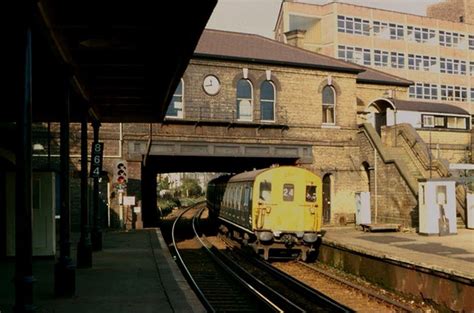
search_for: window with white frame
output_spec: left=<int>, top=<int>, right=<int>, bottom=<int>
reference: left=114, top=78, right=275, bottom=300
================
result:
left=389, top=23, right=404, bottom=40
left=422, top=115, right=468, bottom=130
left=434, top=116, right=445, bottom=127
left=337, top=45, right=371, bottom=65
left=407, top=26, right=435, bottom=43
left=408, top=54, right=421, bottom=70
left=471, top=88, right=474, bottom=102
left=422, top=115, right=443, bottom=128
left=390, top=52, right=404, bottom=69
left=322, top=86, right=335, bottom=125
left=422, top=115, right=434, bottom=127
left=424, top=56, right=437, bottom=71
left=166, top=79, right=184, bottom=118
left=440, top=85, right=467, bottom=102
left=469, top=35, right=474, bottom=50
left=409, top=82, right=438, bottom=100
left=260, top=80, right=275, bottom=122
left=435, top=116, right=446, bottom=127
left=469, top=62, right=474, bottom=76
left=374, top=50, right=389, bottom=67
left=439, top=31, right=464, bottom=48
left=236, top=79, right=253, bottom=121
left=408, top=54, right=436, bottom=71
left=447, top=116, right=467, bottom=129
left=373, top=21, right=389, bottom=38
left=440, top=58, right=467, bottom=75
left=338, top=16, right=370, bottom=36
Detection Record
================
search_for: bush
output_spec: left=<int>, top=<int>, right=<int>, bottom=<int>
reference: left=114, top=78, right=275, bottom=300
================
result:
left=180, top=178, right=203, bottom=197
left=157, top=197, right=181, bottom=217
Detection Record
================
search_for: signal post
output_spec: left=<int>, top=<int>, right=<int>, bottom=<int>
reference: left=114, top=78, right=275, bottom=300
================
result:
left=114, top=160, right=128, bottom=228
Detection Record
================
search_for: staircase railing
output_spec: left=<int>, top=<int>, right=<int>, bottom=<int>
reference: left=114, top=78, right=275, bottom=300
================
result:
left=392, top=124, right=450, bottom=178
left=387, top=123, right=466, bottom=224
left=360, top=123, right=418, bottom=196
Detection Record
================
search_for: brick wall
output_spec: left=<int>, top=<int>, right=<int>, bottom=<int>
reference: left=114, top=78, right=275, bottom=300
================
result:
left=418, top=129, right=472, bottom=163
left=427, top=0, right=472, bottom=24
left=357, top=130, right=418, bottom=227
left=32, top=58, right=467, bottom=229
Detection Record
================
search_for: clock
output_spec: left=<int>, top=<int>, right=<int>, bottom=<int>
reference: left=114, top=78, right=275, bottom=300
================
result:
left=203, top=75, right=221, bottom=95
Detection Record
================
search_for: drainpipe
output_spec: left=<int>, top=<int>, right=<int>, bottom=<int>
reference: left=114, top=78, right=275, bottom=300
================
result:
left=394, top=109, right=398, bottom=147
left=374, top=146, right=378, bottom=224
left=363, top=127, right=378, bottom=224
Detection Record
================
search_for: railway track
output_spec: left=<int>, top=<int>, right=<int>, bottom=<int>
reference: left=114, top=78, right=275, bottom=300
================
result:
left=168, top=203, right=354, bottom=312
left=217, top=235, right=353, bottom=312
left=170, top=203, right=284, bottom=312
left=217, top=225, right=423, bottom=312
left=272, top=261, right=420, bottom=312
left=164, top=204, right=431, bottom=312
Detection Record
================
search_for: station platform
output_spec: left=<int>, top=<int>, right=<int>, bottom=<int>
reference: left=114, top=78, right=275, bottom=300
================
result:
left=322, top=226, right=474, bottom=280
left=0, top=229, right=205, bottom=313
left=320, top=226, right=474, bottom=311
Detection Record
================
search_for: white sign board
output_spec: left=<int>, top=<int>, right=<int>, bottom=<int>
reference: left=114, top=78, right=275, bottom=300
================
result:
left=123, top=196, right=135, bottom=206
left=133, top=206, right=141, bottom=213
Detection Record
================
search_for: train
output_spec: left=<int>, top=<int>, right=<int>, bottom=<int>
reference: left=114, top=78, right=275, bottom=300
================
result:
left=206, top=165, right=324, bottom=261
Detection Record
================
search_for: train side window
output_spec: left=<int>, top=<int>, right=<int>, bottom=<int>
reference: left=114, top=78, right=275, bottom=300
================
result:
left=306, top=185, right=317, bottom=202
left=248, top=185, right=253, bottom=208
left=283, top=184, right=294, bottom=201
left=223, top=188, right=229, bottom=207
left=231, top=186, right=237, bottom=208
left=259, top=181, right=271, bottom=202
left=237, top=185, right=243, bottom=209
left=242, top=186, right=249, bottom=207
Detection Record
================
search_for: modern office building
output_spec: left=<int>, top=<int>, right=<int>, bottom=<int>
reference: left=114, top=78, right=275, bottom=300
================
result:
left=274, top=0, right=474, bottom=119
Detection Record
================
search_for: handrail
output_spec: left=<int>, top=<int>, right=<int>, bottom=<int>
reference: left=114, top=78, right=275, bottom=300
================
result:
left=388, top=124, right=466, bottom=222
left=393, top=124, right=450, bottom=177
left=359, top=123, right=418, bottom=196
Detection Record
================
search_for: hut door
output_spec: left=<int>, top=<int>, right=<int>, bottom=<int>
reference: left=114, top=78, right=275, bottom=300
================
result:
left=322, top=174, right=331, bottom=224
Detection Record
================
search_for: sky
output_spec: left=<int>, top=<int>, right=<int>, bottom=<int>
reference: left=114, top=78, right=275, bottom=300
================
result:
left=206, top=0, right=443, bottom=38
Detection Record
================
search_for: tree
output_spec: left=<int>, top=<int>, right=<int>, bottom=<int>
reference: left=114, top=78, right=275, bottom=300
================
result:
left=157, top=175, right=170, bottom=192
left=181, top=178, right=202, bottom=197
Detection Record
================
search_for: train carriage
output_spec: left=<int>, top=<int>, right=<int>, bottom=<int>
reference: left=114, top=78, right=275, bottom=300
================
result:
left=207, top=166, right=323, bottom=261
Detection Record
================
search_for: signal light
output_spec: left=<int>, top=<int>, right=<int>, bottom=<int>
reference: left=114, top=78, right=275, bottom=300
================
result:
left=116, top=161, right=127, bottom=184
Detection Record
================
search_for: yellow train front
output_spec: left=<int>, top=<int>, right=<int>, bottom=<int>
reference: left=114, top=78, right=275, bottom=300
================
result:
left=213, top=166, right=323, bottom=261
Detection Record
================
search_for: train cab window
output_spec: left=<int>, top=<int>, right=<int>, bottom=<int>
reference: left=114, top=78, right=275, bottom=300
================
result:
left=283, top=184, right=294, bottom=201
left=259, top=181, right=272, bottom=202
left=306, top=186, right=317, bottom=202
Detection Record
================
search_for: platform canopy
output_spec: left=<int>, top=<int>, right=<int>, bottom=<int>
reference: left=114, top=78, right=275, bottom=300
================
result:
left=4, top=0, right=217, bottom=123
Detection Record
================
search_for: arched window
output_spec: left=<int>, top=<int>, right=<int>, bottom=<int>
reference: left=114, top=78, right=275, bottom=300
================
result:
left=260, top=81, right=275, bottom=121
left=322, top=85, right=335, bottom=124
left=236, top=79, right=253, bottom=121
left=166, top=79, right=183, bottom=118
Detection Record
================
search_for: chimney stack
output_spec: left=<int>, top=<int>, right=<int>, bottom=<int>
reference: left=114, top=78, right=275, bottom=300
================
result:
left=284, top=29, right=307, bottom=49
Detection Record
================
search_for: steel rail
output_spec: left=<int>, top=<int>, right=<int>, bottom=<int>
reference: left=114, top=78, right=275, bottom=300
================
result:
left=171, top=203, right=215, bottom=313
left=191, top=207, right=287, bottom=313
left=220, top=235, right=352, bottom=312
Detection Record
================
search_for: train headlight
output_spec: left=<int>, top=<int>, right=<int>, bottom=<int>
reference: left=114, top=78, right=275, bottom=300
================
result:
left=258, top=231, right=273, bottom=242
left=303, top=232, right=318, bottom=243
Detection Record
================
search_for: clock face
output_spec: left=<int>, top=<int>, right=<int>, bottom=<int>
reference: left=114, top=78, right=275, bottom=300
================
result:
left=203, top=75, right=221, bottom=95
